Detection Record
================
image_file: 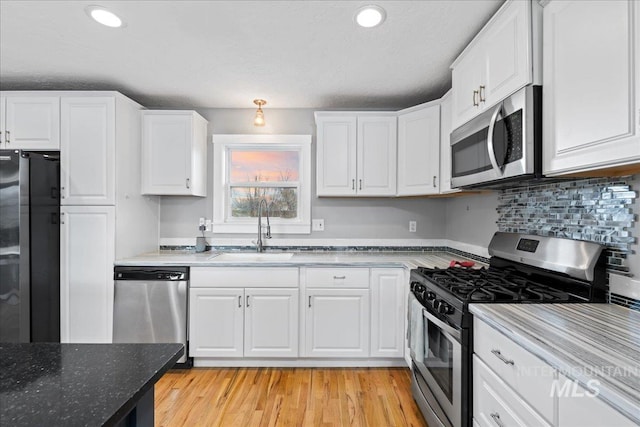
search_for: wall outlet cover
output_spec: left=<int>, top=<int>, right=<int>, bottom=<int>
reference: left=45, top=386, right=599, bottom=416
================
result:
left=409, top=221, right=417, bottom=233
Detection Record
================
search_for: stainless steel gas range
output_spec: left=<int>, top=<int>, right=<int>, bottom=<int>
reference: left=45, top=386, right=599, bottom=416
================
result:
left=408, top=232, right=608, bottom=427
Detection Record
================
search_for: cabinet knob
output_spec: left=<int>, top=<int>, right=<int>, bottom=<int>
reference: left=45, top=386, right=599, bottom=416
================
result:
left=479, top=85, right=486, bottom=103
left=473, top=90, right=479, bottom=107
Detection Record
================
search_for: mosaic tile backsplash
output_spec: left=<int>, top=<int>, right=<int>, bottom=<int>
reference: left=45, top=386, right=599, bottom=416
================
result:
left=497, top=177, right=637, bottom=275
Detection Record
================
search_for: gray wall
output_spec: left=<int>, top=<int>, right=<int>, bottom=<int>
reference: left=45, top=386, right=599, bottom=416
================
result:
left=444, top=192, right=499, bottom=248
left=159, top=108, right=447, bottom=241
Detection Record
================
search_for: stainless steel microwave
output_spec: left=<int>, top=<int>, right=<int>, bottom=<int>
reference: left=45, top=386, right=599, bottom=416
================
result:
left=450, top=85, right=542, bottom=189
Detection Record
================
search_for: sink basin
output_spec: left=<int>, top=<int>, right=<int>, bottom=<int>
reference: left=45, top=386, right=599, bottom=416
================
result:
left=210, top=252, right=294, bottom=262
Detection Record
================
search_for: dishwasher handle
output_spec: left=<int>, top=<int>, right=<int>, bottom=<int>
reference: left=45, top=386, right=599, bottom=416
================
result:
left=114, top=266, right=189, bottom=281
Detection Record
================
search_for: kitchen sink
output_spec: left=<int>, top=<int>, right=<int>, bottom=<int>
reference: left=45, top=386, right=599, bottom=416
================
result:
left=209, top=252, right=294, bottom=262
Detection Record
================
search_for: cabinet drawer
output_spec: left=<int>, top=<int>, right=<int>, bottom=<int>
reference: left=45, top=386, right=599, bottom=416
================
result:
left=305, top=268, right=369, bottom=288
left=474, top=318, right=555, bottom=422
left=191, top=267, right=298, bottom=287
left=474, top=356, right=551, bottom=427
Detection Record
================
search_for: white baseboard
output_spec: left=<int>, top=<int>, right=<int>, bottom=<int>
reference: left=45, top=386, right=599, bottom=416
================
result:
left=193, top=358, right=408, bottom=368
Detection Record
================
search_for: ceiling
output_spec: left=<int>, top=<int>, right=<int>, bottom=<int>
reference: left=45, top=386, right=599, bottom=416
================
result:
left=0, top=0, right=503, bottom=109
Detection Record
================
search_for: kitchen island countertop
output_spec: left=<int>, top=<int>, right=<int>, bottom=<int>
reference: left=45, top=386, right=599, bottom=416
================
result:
left=0, top=343, right=183, bottom=426
left=470, top=303, right=640, bottom=424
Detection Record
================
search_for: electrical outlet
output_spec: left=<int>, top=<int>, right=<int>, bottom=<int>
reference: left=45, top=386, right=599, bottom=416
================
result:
left=312, top=219, right=325, bottom=231
left=199, top=217, right=205, bottom=226
left=205, top=219, right=212, bottom=232
left=409, top=221, right=417, bottom=233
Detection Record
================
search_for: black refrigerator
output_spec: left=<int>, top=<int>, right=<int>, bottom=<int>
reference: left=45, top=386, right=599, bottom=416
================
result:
left=0, top=150, right=60, bottom=342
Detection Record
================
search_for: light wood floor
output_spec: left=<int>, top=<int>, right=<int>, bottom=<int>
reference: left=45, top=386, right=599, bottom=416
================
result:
left=155, top=367, right=428, bottom=427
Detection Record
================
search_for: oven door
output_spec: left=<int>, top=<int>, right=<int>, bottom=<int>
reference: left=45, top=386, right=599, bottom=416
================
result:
left=413, top=307, right=462, bottom=427
left=450, top=85, right=536, bottom=189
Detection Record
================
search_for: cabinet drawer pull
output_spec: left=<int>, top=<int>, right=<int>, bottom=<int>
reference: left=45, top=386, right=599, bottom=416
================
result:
left=359, top=179, right=362, bottom=190
left=491, top=349, right=515, bottom=365
left=473, top=90, right=479, bottom=107
left=433, top=176, right=437, bottom=187
left=246, top=295, right=250, bottom=307
left=308, top=296, right=312, bottom=308
left=60, top=186, right=65, bottom=199
left=490, top=412, right=505, bottom=427
left=479, top=85, right=486, bottom=103
left=186, top=178, right=190, bottom=189
left=352, top=179, right=355, bottom=190
left=5, top=130, right=10, bottom=144
left=333, top=275, right=346, bottom=280
left=238, top=295, right=242, bottom=308
left=60, top=212, right=65, bottom=225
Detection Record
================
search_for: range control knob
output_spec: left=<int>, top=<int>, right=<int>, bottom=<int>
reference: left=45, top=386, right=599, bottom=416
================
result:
left=426, top=292, right=436, bottom=301
left=432, top=299, right=441, bottom=310
left=438, top=302, right=452, bottom=315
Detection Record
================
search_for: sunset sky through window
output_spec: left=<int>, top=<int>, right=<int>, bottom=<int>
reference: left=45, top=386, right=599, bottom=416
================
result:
left=230, top=150, right=299, bottom=182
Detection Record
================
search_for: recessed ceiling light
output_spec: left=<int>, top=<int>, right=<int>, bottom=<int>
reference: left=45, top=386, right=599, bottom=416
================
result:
left=355, top=5, right=386, bottom=28
left=85, top=5, right=125, bottom=28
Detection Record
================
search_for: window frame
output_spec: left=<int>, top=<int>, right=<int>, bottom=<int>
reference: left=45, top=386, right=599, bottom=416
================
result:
left=212, top=134, right=312, bottom=234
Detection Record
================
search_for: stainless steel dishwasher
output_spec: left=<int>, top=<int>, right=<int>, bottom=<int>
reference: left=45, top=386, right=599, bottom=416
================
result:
left=113, top=266, right=190, bottom=366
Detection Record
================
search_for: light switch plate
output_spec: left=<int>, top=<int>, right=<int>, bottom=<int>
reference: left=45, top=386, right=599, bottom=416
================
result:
left=205, top=219, right=212, bottom=232
left=312, top=219, right=325, bottom=231
left=409, top=221, right=417, bottom=233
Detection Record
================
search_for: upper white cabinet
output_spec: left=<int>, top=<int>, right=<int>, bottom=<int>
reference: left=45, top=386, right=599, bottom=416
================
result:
left=0, top=94, right=60, bottom=149
left=60, top=97, right=115, bottom=205
left=543, top=0, right=640, bottom=175
left=438, top=91, right=459, bottom=194
left=451, top=0, right=541, bottom=129
left=141, top=110, right=208, bottom=196
left=397, top=102, right=441, bottom=196
left=315, top=112, right=397, bottom=196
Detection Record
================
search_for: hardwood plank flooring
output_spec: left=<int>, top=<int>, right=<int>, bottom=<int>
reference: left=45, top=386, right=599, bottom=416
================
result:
left=155, top=367, right=428, bottom=427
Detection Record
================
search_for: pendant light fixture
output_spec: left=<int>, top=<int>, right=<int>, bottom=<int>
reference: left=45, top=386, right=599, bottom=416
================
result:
left=253, top=99, right=266, bottom=126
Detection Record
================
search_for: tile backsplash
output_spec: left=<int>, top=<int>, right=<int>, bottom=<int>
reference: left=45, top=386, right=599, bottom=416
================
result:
left=497, top=177, right=636, bottom=275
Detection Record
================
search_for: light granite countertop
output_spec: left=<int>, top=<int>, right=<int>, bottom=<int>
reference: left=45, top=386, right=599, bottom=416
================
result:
left=470, top=303, right=640, bottom=424
left=115, top=250, right=483, bottom=269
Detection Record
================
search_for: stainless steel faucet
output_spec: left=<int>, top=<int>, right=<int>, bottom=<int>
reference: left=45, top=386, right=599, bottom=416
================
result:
left=256, top=198, right=271, bottom=252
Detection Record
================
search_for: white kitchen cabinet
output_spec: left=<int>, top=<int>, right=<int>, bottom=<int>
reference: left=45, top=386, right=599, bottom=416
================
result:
left=189, top=288, right=244, bottom=358
left=60, top=97, right=115, bottom=205
left=0, top=94, right=60, bottom=149
left=60, top=205, right=115, bottom=343
left=141, top=110, right=208, bottom=196
left=397, top=101, right=440, bottom=196
left=305, top=288, right=369, bottom=357
left=543, top=0, right=640, bottom=175
left=189, top=286, right=299, bottom=358
left=57, top=91, right=159, bottom=344
left=438, top=91, right=459, bottom=194
left=557, top=374, right=637, bottom=427
left=451, top=0, right=540, bottom=129
left=370, top=268, right=405, bottom=358
left=244, top=288, right=299, bottom=358
left=315, top=112, right=396, bottom=196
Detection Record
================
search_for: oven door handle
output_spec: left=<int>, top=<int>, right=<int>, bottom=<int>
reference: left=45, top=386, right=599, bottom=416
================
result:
left=487, top=102, right=505, bottom=175
left=422, top=308, right=461, bottom=341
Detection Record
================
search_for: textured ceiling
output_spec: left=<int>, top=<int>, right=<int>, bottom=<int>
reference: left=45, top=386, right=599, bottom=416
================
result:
left=0, top=0, right=503, bottom=109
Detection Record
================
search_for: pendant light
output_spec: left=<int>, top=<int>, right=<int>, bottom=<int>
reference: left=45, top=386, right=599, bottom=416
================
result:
left=253, top=99, right=266, bottom=126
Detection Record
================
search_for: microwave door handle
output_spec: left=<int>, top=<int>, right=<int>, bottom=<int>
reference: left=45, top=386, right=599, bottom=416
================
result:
left=487, top=103, right=505, bottom=175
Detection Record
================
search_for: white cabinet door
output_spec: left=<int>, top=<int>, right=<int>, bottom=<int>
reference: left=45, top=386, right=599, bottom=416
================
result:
left=141, top=111, right=207, bottom=196
left=397, top=104, right=440, bottom=196
left=357, top=116, right=397, bottom=196
left=451, top=48, right=485, bottom=129
left=60, top=205, right=115, bottom=343
left=305, top=288, right=369, bottom=357
left=370, top=268, right=405, bottom=358
left=315, top=115, right=357, bottom=196
left=189, top=288, right=244, bottom=357
left=482, top=0, right=532, bottom=107
left=557, top=375, right=636, bottom=427
left=244, top=288, right=299, bottom=358
left=543, top=0, right=640, bottom=175
left=0, top=95, right=5, bottom=146
left=4, top=96, right=60, bottom=149
left=60, top=97, right=115, bottom=205
left=439, top=92, right=459, bottom=194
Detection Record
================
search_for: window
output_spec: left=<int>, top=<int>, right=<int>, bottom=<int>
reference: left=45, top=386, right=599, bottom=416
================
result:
left=212, top=134, right=311, bottom=234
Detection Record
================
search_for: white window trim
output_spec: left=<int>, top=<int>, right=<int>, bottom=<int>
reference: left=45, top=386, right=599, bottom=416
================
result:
left=212, top=134, right=312, bottom=234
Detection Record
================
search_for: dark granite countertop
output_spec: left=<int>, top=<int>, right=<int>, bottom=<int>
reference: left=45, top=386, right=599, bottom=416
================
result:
left=0, top=343, right=184, bottom=426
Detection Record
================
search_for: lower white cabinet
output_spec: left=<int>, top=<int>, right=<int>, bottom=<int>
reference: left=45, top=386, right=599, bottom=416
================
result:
left=60, top=205, right=115, bottom=343
left=557, top=375, right=637, bottom=427
left=370, top=268, right=405, bottom=358
left=189, top=287, right=299, bottom=358
left=305, top=288, right=369, bottom=357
